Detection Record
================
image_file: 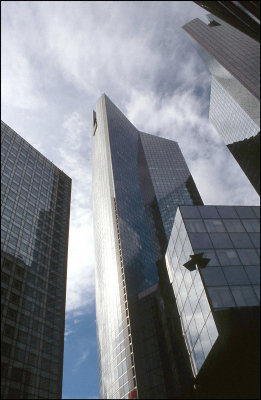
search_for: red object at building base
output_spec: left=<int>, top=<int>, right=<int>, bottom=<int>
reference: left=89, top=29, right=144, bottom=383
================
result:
left=128, top=388, right=138, bottom=399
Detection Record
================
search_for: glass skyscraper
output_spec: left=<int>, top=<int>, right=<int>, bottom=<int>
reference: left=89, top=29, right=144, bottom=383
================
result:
left=166, top=205, right=260, bottom=398
left=183, top=14, right=260, bottom=195
left=194, top=1, right=260, bottom=42
left=1, top=121, right=71, bottom=399
left=92, top=94, right=203, bottom=399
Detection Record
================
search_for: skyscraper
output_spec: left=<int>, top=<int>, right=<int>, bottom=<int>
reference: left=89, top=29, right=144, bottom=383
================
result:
left=194, top=1, right=260, bottom=42
left=182, top=14, right=260, bottom=195
left=1, top=121, right=71, bottom=399
left=166, top=204, right=260, bottom=398
left=92, top=94, right=203, bottom=399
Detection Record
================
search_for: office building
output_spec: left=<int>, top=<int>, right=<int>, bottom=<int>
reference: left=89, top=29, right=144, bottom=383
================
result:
left=183, top=14, right=260, bottom=195
left=1, top=121, right=71, bottom=399
left=166, top=204, right=260, bottom=398
left=194, top=1, right=260, bottom=42
left=92, top=94, right=203, bottom=399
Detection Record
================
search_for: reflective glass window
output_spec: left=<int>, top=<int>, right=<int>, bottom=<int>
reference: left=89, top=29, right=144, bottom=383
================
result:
left=224, top=219, right=245, bottom=232
left=180, top=206, right=201, bottom=219
left=231, top=286, right=259, bottom=306
left=244, top=266, right=260, bottom=284
left=237, top=249, right=260, bottom=265
left=223, top=266, right=250, bottom=285
left=249, top=233, right=260, bottom=248
left=205, top=219, right=226, bottom=232
left=198, top=206, right=219, bottom=219
left=185, top=219, right=206, bottom=232
left=217, top=206, right=237, bottom=218
left=216, top=249, right=241, bottom=265
left=208, top=286, right=235, bottom=308
left=229, top=233, right=254, bottom=249
left=235, top=206, right=256, bottom=219
left=253, top=285, right=260, bottom=301
left=201, top=267, right=227, bottom=286
left=209, top=233, right=233, bottom=248
left=189, top=233, right=213, bottom=249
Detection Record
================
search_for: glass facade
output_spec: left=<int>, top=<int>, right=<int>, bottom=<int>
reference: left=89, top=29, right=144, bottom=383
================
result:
left=166, top=205, right=260, bottom=376
left=194, top=1, right=260, bottom=42
left=183, top=14, right=260, bottom=195
left=92, top=94, right=202, bottom=399
left=1, top=121, right=71, bottom=399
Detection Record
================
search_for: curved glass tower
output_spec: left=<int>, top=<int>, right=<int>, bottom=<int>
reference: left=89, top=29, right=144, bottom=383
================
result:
left=92, top=94, right=203, bottom=399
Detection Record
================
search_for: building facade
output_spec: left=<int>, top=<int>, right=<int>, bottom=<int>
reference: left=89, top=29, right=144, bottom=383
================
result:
left=183, top=14, right=260, bottom=195
left=166, top=204, right=260, bottom=398
left=92, top=94, right=203, bottom=399
left=194, top=1, right=260, bottom=42
left=1, top=121, right=71, bottom=399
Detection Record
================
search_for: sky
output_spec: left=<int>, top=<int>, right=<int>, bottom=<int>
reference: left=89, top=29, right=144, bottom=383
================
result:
left=1, top=1, right=259, bottom=399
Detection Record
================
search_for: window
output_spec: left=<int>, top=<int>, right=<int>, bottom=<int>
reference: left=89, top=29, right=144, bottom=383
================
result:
left=198, top=206, right=219, bottom=218
left=223, top=266, right=249, bottom=285
left=237, top=249, right=260, bottom=265
left=216, top=249, right=240, bottom=265
left=201, top=267, right=227, bottom=286
left=209, top=233, right=233, bottom=248
left=208, top=286, right=235, bottom=309
left=185, top=219, right=206, bottom=232
left=217, top=206, right=237, bottom=218
left=224, top=219, right=245, bottom=232
left=229, top=233, right=254, bottom=249
left=231, top=286, right=259, bottom=307
left=244, top=266, right=260, bottom=284
left=189, top=233, right=213, bottom=249
left=205, top=219, right=226, bottom=232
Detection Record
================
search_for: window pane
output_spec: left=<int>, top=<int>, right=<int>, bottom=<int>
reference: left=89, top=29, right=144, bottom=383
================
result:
left=235, top=206, right=256, bottom=219
left=210, top=233, right=233, bottom=248
left=180, top=206, right=201, bottom=219
left=223, top=266, right=250, bottom=285
left=224, top=219, right=245, bottom=232
left=205, top=219, right=226, bottom=232
left=244, top=266, right=260, bottom=284
left=253, top=285, right=260, bottom=301
left=216, top=249, right=240, bottom=265
left=201, top=267, right=227, bottom=286
left=237, top=249, right=260, bottom=265
left=217, top=206, right=237, bottom=218
left=231, top=286, right=259, bottom=307
left=189, top=233, right=213, bottom=249
left=185, top=219, right=206, bottom=233
left=229, top=233, right=254, bottom=249
left=249, top=233, right=260, bottom=248
left=198, top=206, right=219, bottom=219
left=242, top=219, right=260, bottom=233
left=208, top=286, right=235, bottom=309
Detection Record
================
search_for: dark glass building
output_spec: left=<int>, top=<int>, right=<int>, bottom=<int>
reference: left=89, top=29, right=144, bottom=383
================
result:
left=92, top=94, right=203, bottom=399
left=166, top=205, right=260, bottom=398
left=183, top=14, right=260, bottom=195
left=1, top=121, right=71, bottom=399
left=194, top=1, right=260, bottom=42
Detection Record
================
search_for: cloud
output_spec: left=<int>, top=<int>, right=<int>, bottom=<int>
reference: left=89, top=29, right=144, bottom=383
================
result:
left=58, top=112, right=95, bottom=316
left=1, top=1, right=259, bottom=326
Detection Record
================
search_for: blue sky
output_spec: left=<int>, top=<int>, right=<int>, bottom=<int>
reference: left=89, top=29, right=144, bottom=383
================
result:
left=1, top=1, right=259, bottom=399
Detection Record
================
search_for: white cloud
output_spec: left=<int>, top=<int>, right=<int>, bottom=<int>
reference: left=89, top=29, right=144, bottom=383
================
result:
left=58, top=112, right=95, bottom=316
left=1, top=1, right=259, bottom=326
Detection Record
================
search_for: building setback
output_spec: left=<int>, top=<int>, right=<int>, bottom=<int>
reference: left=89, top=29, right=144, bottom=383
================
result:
left=183, top=14, right=260, bottom=195
left=92, top=94, right=203, bottom=399
left=1, top=121, right=71, bottom=399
